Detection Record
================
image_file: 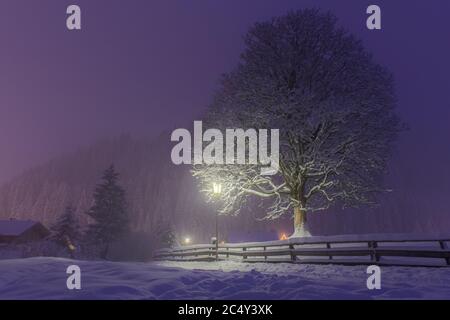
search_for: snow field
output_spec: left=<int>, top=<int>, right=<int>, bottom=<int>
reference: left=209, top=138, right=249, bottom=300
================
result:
left=0, top=257, right=449, bottom=299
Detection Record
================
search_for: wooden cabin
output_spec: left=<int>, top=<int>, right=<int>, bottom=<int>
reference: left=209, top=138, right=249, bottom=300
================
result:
left=0, top=219, right=50, bottom=244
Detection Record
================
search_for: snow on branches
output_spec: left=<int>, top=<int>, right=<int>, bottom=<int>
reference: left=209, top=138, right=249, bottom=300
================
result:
left=192, top=9, right=403, bottom=229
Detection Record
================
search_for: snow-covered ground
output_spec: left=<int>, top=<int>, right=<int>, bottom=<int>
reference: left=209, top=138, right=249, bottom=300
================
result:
left=0, top=257, right=449, bottom=299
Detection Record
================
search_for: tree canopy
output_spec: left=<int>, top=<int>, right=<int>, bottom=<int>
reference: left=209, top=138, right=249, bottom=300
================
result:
left=193, top=9, right=403, bottom=234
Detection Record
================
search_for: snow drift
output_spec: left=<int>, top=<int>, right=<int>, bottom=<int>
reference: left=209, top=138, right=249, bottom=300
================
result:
left=0, top=257, right=449, bottom=300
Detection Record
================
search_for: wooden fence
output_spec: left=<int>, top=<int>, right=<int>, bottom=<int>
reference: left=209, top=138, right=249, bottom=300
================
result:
left=154, top=234, right=450, bottom=267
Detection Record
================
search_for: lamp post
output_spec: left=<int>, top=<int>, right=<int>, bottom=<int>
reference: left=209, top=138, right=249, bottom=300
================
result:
left=212, top=182, right=222, bottom=261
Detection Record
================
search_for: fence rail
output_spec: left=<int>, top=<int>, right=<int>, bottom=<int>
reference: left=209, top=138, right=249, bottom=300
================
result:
left=153, top=234, right=450, bottom=267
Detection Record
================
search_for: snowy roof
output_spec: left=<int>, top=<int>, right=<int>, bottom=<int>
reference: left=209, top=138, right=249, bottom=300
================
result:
left=0, top=220, right=41, bottom=236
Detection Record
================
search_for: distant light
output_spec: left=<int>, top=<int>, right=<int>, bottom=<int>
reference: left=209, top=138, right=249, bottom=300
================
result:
left=183, top=237, right=191, bottom=245
left=213, top=183, right=222, bottom=195
left=279, top=233, right=288, bottom=241
left=220, top=241, right=225, bottom=245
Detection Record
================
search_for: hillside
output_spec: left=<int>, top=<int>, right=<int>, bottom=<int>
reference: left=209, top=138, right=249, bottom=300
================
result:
left=0, top=134, right=283, bottom=244
left=0, top=133, right=449, bottom=244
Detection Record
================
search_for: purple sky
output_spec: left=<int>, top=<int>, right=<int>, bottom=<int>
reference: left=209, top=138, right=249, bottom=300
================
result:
left=0, top=0, right=449, bottom=184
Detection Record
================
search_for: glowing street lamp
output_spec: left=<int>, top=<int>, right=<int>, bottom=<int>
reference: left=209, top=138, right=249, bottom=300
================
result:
left=212, top=182, right=222, bottom=261
left=183, top=237, right=191, bottom=245
left=213, top=182, right=222, bottom=195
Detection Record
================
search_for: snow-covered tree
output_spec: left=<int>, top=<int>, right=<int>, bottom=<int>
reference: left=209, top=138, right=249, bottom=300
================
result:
left=85, top=165, right=129, bottom=258
left=192, top=9, right=403, bottom=237
left=50, top=204, right=81, bottom=256
left=154, top=218, right=176, bottom=248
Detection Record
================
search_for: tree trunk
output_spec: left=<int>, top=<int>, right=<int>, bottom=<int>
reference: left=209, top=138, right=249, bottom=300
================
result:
left=291, top=207, right=311, bottom=238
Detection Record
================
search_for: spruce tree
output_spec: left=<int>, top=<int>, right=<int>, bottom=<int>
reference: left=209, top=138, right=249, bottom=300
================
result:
left=156, top=219, right=176, bottom=248
left=85, top=165, right=129, bottom=258
left=50, top=204, right=81, bottom=257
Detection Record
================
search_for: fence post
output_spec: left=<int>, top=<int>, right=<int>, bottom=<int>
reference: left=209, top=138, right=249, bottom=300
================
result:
left=326, top=242, right=332, bottom=260
left=289, top=244, right=296, bottom=261
left=368, top=241, right=379, bottom=262
left=243, top=247, right=247, bottom=260
left=439, top=240, right=450, bottom=265
left=263, top=246, right=267, bottom=261
left=226, top=247, right=229, bottom=259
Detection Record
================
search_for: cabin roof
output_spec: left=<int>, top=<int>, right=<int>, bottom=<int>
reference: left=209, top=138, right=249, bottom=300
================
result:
left=0, top=219, right=41, bottom=236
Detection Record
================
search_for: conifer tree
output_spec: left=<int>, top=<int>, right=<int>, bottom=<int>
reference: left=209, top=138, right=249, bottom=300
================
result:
left=155, top=219, right=176, bottom=248
left=50, top=204, right=81, bottom=257
left=85, top=165, right=129, bottom=258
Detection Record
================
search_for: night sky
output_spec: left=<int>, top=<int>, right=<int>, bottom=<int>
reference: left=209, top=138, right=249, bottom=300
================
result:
left=0, top=0, right=449, bottom=186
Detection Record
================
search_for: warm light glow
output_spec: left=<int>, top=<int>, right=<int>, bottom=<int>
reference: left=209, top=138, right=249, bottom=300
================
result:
left=279, top=233, right=288, bottom=240
left=213, top=182, right=222, bottom=195
left=183, top=237, right=191, bottom=245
